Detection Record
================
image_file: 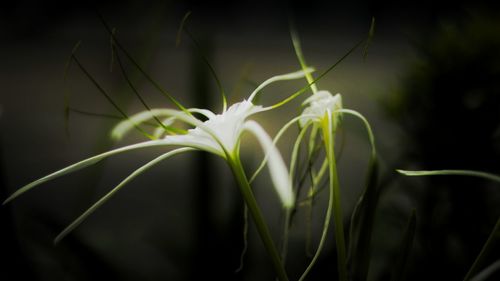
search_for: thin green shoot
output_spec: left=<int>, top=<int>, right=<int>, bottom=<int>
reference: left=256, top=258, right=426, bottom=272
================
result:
left=390, top=210, right=416, bottom=281
left=363, top=17, right=376, bottom=61
left=464, top=217, right=500, bottom=281
left=235, top=205, right=249, bottom=273
left=63, top=41, right=82, bottom=137
left=113, top=43, right=184, bottom=135
left=67, top=107, right=161, bottom=128
left=290, top=27, right=318, bottom=94
left=266, top=38, right=365, bottom=110
left=397, top=170, right=500, bottom=183
left=70, top=54, right=156, bottom=140
left=469, top=260, right=500, bottom=281
left=96, top=12, right=190, bottom=115
left=109, top=28, right=116, bottom=72
left=176, top=11, right=228, bottom=112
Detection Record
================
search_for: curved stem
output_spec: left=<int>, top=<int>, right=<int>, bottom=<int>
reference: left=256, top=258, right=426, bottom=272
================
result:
left=324, top=113, right=348, bottom=281
left=229, top=157, right=289, bottom=281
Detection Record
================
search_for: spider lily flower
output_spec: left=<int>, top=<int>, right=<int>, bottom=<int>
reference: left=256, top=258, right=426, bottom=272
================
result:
left=111, top=99, right=294, bottom=207
left=2, top=69, right=313, bottom=261
left=299, top=90, right=343, bottom=129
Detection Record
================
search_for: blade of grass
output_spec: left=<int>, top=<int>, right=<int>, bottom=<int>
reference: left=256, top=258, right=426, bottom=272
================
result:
left=96, top=12, right=190, bottom=115
left=469, top=260, right=500, bottom=281
left=177, top=11, right=228, bottom=112
left=113, top=43, right=183, bottom=135
left=290, top=26, right=318, bottom=94
left=391, top=210, right=417, bottom=281
left=362, top=17, right=376, bottom=61
left=463, top=217, right=500, bottom=281
left=63, top=41, right=82, bottom=137
left=71, top=54, right=155, bottom=140
left=336, top=109, right=378, bottom=281
left=266, top=39, right=365, bottom=110
left=397, top=170, right=500, bottom=184
left=281, top=122, right=313, bottom=264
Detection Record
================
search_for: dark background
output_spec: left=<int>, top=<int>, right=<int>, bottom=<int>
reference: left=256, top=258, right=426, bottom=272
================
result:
left=1, top=1, right=500, bottom=280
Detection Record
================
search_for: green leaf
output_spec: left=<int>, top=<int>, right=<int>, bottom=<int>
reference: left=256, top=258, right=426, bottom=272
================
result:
left=290, top=27, right=318, bottom=94
left=362, top=17, right=376, bottom=61
left=113, top=43, right=180, bottom=135
left=267, top=39, right=365, bottom=110
left=71, top=54, right=155, bottom=140
left=469, top=260, right=500, bottom=281
left=396, top=169, right=500, bottom=184
left=464, top=217, right=500, bottom=281
left=54, top=147, right=193, bottom=243
left=63, top=41, right=82, bottom=138
left=337, top=109, right=378, bottom=281
left=177, top=14, right=228, bottom=112
left=97, top=12, right=190, bottom=115
left=391, top=210, right=417, bottom=281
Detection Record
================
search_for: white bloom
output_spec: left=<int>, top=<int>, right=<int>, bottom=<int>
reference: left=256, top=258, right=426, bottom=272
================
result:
left=164, top=100, right=262, bottom=157
left=299, top=90, right=343, bottom=129
left=5, top=69, right=315, bottom=213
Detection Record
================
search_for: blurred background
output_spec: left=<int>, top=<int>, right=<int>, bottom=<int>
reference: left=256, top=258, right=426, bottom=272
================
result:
left=1, top=0, right=500, bottom=280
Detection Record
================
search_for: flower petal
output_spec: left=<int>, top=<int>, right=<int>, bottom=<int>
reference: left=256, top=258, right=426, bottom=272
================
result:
left=54, top=147, right=194, bottom=243
left=3, top=140, right=173, bottom=205
left=243, top=120, right=294, bottom=208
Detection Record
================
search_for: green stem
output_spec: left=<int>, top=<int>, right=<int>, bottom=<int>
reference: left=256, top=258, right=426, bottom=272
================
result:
left=229, top=157, right=289, bottom=281
left=324, top=125, right=348, bottom=281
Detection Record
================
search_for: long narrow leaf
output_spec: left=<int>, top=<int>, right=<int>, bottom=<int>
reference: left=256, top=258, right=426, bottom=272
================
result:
left=337, top=109, right=378, bottom=281
left=464, top=217, right=500, bottom=280
left=113, top=44, right=180, bottom=134
left=391, top=210, right=417, bottom=281
left=63, top=41, right=82, bottom=137
left=397, top=170, right=500, bottom=184
left=290, top=27, right=318, bottom=94
left=178, top=13, right=228, bottom=112
left=71, top=54, right=155, bottom=140
left=266, top=39, right=365, bottom=110
left=469, top=260, right=500, bottom=281
left=97, top=12, right=190, bottom=114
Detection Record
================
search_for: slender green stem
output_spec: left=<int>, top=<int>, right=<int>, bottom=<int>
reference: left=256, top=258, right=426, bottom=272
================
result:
left=229, top=157, right=289, bottom=281
left=397, top=169, right=500, bottom=184
left=323, top=117, right=347, bottom=281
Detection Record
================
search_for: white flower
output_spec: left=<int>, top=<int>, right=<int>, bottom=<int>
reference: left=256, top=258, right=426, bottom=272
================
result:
left=299, top=90, right=343, bottom=129
left=3, top=69, right=315, bottom=241
left=164, top=100, right=262, bottom=157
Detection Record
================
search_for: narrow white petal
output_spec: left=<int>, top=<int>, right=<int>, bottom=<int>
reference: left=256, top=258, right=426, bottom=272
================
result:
left=3, top=140, right=172, bottom=204
left=54, top=147, right=194, bottom=243
left=153, top=117, right=176, bottom=138
left=243, top=120, right=294, bottom=208
left=111, top=108, right=212, bottom=140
